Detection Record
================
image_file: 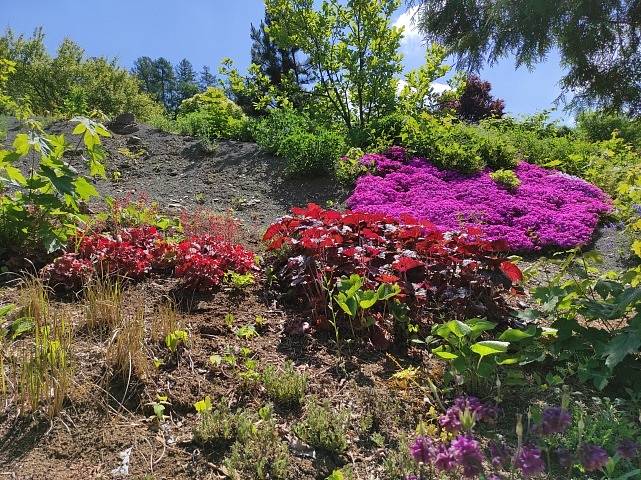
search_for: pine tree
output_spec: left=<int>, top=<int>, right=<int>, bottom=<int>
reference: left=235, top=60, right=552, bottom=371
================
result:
left=175, top=58, right=199, bottom=106
left=199, top=65, right=217, bottom=91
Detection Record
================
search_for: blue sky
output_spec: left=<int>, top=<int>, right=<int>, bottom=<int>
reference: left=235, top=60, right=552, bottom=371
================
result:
left=3, top=0, right=569, bottom=122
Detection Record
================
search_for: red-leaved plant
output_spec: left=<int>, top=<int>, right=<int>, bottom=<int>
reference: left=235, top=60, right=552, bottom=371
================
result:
left=42, top=226, right=256, bottom=293
left=264, top=204, right=521, bottom=347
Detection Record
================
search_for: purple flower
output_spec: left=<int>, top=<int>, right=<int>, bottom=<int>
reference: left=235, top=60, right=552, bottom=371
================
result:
left=410, top=436, right=435, bottom=463
left=434, top=443, right=457, bottom=472
left=515, top=445, right=546, bottom=477
left=404, top=476, right=419, bottom=480
left=347, top=151, right=611, bottom=252
left=450, top=435, right=484, bottom=478
left=487, top=475, right=504, bottom=480
left=536, top=407, right=572, bottom=435
left=579, top=444, right=609, bottom=472
left=617, top=439, right=640, bottom=460
left=439, top=396, right=497, bottom=432
left=555, top=447, right=574, bottom=469
left=488, top=441, right=512, bottom=468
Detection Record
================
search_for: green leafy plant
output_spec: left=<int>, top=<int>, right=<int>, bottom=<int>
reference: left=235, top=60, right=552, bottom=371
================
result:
left=293, top=397, right=350, bottom=454
left=224, top=271, right=255, bottom=289
left=235, top=324, right=258, bottom=340
left=0, top=116, right=108, bottom=262
left=525, top=250, right=641, bottom=392
left=430, top=318, right=540, bottom=389
left=490, top=168, right=521, bottom=190
left=261, top=361, right=308, bottom=407
left=164, top=329, right=188, bottom=353
left=148, top=394, right=170, bottom=422
left=333, top=274, right=400, bottom=333
left=224, top=405, right=290, bottom=479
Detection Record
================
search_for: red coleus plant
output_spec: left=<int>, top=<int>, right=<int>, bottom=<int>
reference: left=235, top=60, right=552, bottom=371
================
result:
left=42, top=226, right=256, bottom=292
left=264, top=204, right=522, bottom=346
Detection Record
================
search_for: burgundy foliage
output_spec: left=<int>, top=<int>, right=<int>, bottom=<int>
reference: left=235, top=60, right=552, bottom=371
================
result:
left=264, top=204, right=521, bottom=345
left=446, top=74, right=505, bottom=123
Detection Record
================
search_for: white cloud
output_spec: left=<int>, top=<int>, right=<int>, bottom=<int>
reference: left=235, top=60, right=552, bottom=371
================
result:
left=393, top=6, right=424, bottom=59
left=397, top=79, right=451, bottom=96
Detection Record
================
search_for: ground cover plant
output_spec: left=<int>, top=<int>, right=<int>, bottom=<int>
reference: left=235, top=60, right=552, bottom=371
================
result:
left=348, top=147, right=612, bottom=251
left=41, top=225, right=257, bottom=293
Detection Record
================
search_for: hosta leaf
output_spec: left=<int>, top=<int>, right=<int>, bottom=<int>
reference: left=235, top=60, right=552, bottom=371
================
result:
left=470, top=341, right=509, bottom=358
left=432, top=346, right=459, bottom=360
left=499, top=327, right=535, bottom=342
left=447, top=319, right=473, bottom=338
left=358, top=289, right=378, bottom=309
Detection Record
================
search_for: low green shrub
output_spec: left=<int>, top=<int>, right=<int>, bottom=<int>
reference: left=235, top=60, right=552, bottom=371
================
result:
left=193, top=400, right=237, bottom=445
left=277, top=129, right=347, bottom=177
left=577, top=110, right=641, bottom=147
left=261, top=361, right=307, bottom=407
left=224, top=405, right=290, bottom=479
left=175, top=87, right=251, bottom=141
left=490, top=169, right=521, bottom=190
left=336, top=147, right=366, bottom=185
left=400, top=114, right=515, bottom=172
left=252, top=108, right=310, bottom=153
left=293, top=397, right=350, bottom=454
left=254, top=108, right=348, bottom=177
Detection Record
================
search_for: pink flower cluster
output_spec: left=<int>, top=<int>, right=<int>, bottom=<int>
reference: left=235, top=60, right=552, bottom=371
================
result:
left=347, top=148, right=612, bottom=251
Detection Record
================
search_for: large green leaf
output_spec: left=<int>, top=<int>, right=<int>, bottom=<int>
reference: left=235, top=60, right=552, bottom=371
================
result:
left=376, top=282, right=400, bottom=300
left=74, top=177, right=99, bottom=200
left=335, top=292, right=357, bottom=317
left=432, top=345, right=459, bottom=360
left=499, top=327, right=535, bottom=342
left=358, top=289, right=378, bottom=309
left=470, top=340, right=509, bottom=359
left=603, top=330, right=641, bottom=369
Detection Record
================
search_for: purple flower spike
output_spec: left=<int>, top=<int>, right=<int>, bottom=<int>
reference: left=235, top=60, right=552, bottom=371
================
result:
left=515, top=445, right=546, bottom=477
left=537, top=407, right=572, bottom=435
left=618, top=439, right=640, bottom=460
left=488, top=441, right=512, bottom=468
left=579, top=444, right=609, bottom=472
left=410, top=436, right=435, bottom=463
left=450, top=435, right=484, bottom=478
left=434, top=443, right=457, bottom=472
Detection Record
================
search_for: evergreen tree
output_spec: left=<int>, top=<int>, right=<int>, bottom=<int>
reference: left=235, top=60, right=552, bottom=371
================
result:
left=199, top=65, right=217, bottom=91
left=175, top=58, right=199, bottom=105
left=132, top=56, right=177, bottom=112
left=411, top=0, right=641, bottom=114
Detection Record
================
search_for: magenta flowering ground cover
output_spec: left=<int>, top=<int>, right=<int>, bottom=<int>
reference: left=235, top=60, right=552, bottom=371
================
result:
left=348, top=149, right=612, bottom=251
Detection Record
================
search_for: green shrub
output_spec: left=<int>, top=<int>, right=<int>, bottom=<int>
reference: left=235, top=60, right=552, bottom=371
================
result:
left=0, top=30, right=162, bottom=119
left=276, top=129, right=347, bottom=176
left=261, top=361, right=307, bottom=407
left=293, top=398, right=349, bottom=454
left=193, top=400, right=237, bottom=445
left=490, top=169, right=521, bottom=190
left=577, top=110, right=641, bottom=147
left=336, top=147, right=366, bottom=185
left=175, top=87, right=251, bottom=141
left=252, top=108, right=310, bottom=153
left=224, top=405, right=290, bottom=479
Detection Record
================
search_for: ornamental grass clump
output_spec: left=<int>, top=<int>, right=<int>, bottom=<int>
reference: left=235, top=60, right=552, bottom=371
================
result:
left=348, top=147, right=611, bottom=251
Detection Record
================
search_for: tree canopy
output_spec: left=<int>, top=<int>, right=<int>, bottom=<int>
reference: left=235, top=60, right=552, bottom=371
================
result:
left=410, top=0, right=641, bottom=114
